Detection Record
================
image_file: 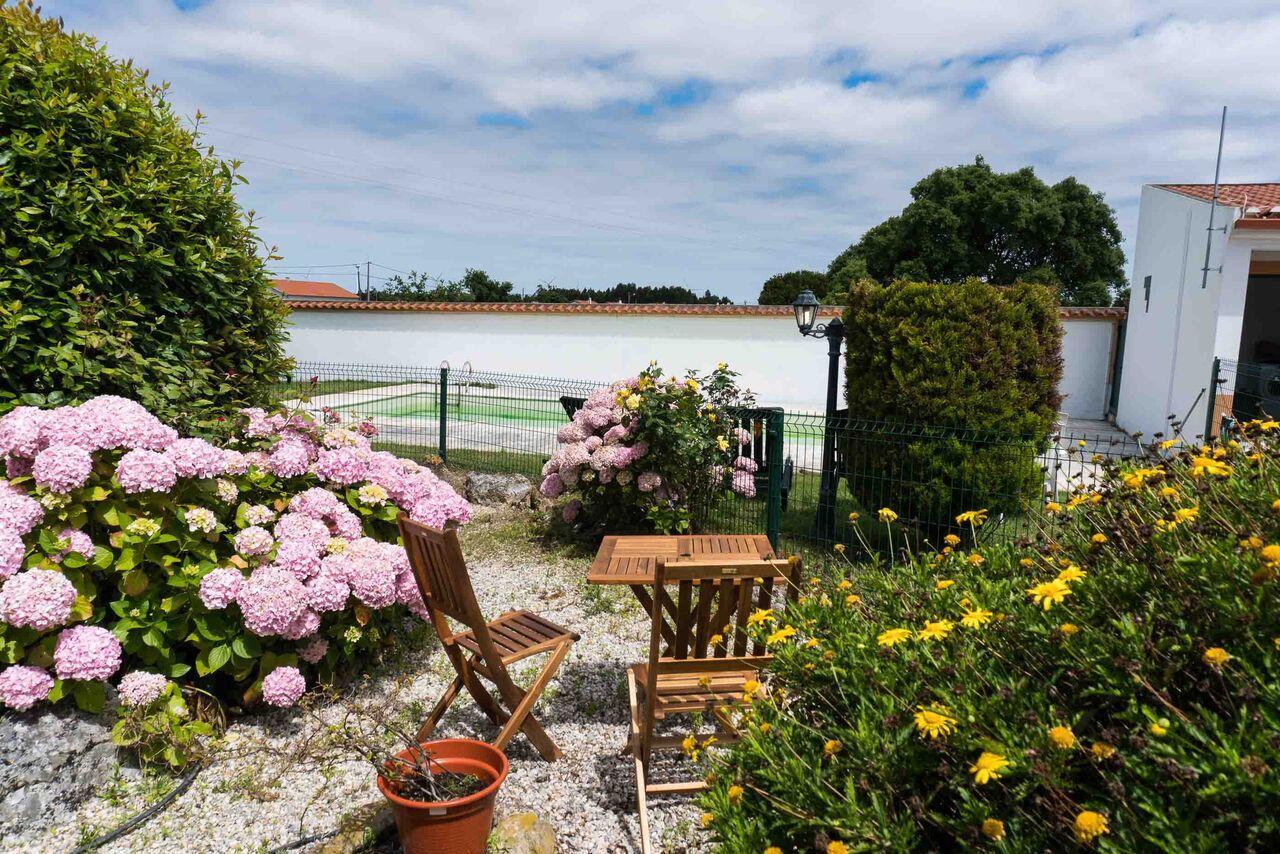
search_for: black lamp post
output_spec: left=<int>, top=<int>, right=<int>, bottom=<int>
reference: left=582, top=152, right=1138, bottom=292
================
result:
left=792, top=289, right=844, bottom=541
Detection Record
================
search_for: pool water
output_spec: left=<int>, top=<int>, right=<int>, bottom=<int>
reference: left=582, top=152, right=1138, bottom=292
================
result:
left=339, top=392, right=567, bottom=425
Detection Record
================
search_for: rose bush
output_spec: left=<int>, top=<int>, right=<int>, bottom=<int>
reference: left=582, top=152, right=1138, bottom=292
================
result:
left=0, top=396, right=469, bottom=714
left=540, top=362, right=756, bottom=535
left=700, top=421, right=1280, bottom=851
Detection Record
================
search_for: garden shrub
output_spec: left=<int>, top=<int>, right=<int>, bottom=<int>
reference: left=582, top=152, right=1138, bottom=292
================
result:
left=0, top=4, right=291, bottom=431
left=841, top=278, right=1063, bottom=537
left=0, top=396, right=470, bottom=717
left=540, top=362, right=756, bottom=535
left=703, top=422, right=1280, bottom=851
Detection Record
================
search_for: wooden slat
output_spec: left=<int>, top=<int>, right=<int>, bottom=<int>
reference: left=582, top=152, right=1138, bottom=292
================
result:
left=733, top=579, right=753, bottom=657
left=673, top=580, right=692, bottom=659
left=692, top=580, right=714, bottom=657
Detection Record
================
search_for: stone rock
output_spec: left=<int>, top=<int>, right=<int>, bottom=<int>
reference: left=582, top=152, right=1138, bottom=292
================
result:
left=318, top=800, right=395, bottom=854
left=490, top=812, right=557, bottom=854
left=0, top=704, right=121, bottom=835
left=465, top=472, right=534, bottom=507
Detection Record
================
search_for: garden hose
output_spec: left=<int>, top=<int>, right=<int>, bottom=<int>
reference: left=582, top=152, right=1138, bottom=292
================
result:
left=68, top=763, right=202, bottom=854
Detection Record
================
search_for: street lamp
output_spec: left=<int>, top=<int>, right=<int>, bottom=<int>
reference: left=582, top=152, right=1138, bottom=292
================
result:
left=791, top=290, right=844, bottom=542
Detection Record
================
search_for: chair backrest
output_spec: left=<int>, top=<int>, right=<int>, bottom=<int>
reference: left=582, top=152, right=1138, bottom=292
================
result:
left=646, top=555, right=802, bottom=679
left=397, top=515, right=486, bottom=640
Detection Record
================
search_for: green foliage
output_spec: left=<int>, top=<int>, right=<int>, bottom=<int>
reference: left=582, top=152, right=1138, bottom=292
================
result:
left=757, top=270, right=828, bottom=305
left=0, top=4, right=291, bottom=431
left=827, top=156, right=1127, bottom=306
left=532, top=282, right=732, bottom=305
left=371, top=268, right=515, bottom=302
left=111, top=682, right=213, bottom=770
left=704, top=426, right=1280, bottom=851
left=841, top=278, right=1062, bottom=531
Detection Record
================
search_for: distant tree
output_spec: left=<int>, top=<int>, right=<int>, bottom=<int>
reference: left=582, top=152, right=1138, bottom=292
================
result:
left=828, top=157, right=1126, bottom=306
left=460, top=268, right=516, bottom=302
left=528, top=283, right=731, bottom=305
left=757, top=270, right=829, bottom=305
left=372, top=271, right=470, bottom=302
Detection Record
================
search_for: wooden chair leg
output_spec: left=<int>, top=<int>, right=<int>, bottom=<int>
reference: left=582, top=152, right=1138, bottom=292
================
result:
left=493, top=640, right=573, bottom=761
left=415, top=673, right=463, bottom=742
left=458, top=657, right=507, bottom=725
left=627, top=668, right=652, bottom=854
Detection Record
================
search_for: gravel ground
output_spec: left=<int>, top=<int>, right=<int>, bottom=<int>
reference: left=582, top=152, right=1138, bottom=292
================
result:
left=4, top=508, right=713, bottom=854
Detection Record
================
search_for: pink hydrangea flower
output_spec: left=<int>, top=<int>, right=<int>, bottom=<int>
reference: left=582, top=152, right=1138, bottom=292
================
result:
left=288, top=487, right=343, bottom=519
left=262, top=665, right=306, bottom=707
left=54, top=625, right=123, bottom=681
left=266, top=437, right=313, bottom=478
left=637, top=471, right=662, bottom=493
left=118, top=671, right=169, bottom=707
left=0, top=406, right=47, bottom=459
left=562, top=499, right=582, bottom=524
left=52, top=528, right=94, bottom=564
left=733, top=456, right=759, bottom=473
left=0, top=527, right=25, bottom=580
left=0, top=488, right=43, bottom=534
left=279, top=608, right=321, bottom=641
left=305, top=572, right=350, bottom=612
left=115, top=449, right=177, bottom=494
left=314, top=447, right=369, bottom=485
left=297, top=636, right=329, bottom=664
left=244, top=504, right=277, bottom=526
left=274, top=513, right=330, bottom=550
left=557, top=423, right=588, bottom=443
left=342, top=538, right=398, bottom=608
left=77, top=396, right=177, bottom=451
left=273, top=539, right=323, bottom=580
left=0, top=665, right=54, bottom=711
left=0, top=569, right=77, bottom=631
left=234, top=526, right=275, bottom=557
left=731, top=470, right=757, bottom=498
left=32, top=444, right=94, bottom=493
left=199, top=566, right=244, bottom=609
left=237, top=567, right=307, bottom=636
left=223, top=451, right=250, bottom=475
left=733, top=427, right=752, bottom=446
left=166, top=438, right=227, bottom=479
left=539, top=473, right=564, bottom=499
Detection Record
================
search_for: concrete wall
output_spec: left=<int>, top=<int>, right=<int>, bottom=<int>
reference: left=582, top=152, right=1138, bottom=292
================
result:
left=284, top=307, right=1121, bottom=419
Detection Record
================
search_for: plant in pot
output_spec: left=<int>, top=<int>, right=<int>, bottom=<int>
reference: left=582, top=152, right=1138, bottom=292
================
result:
left=319, top=695, right=509, bottom=854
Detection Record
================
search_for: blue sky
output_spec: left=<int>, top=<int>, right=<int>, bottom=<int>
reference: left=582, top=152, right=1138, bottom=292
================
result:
left=45, top=0, right=1280, bottom=301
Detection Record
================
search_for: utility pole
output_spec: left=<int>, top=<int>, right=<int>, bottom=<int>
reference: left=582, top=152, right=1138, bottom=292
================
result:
left=366, top=260, right=372, bottom=301
left=354, top=264, right=361, bottom=298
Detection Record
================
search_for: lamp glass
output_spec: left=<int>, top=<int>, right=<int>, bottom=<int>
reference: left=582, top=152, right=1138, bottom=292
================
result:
left=792, top=289, right=819, bottom=334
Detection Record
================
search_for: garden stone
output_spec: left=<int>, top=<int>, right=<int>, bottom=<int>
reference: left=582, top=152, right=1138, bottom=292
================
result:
left=490, top=812, right=557, bottom=853
left=466, top=472, right=534, bottom=507
left=0, top=704, right=120, bottom=836
left=317, top=800, right=395, bottom=854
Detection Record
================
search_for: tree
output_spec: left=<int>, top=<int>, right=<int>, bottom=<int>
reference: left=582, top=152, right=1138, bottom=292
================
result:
left=459, top=268, right=515, bottom=302
left=372, top=271, right=470, bottom=302
left=0, top=3, right=290, bottom=432
left=529, top=283, right=731, bottom=304
left=757, top=270, right=828, bottom=305
left=828, top=157, right=1126, bottom=306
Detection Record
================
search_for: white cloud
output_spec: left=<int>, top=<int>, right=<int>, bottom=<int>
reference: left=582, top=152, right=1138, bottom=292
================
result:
left=38, top=0, right=1280, bottom=301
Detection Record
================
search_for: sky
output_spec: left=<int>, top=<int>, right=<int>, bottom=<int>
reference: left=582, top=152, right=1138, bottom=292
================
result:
left=43, top=0, right=1280, bottom=301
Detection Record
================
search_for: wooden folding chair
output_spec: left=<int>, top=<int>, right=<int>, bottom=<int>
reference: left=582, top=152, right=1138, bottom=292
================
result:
left=398, top=515, right=579, bottom=762
left=627, top=554, right=801, bottom=852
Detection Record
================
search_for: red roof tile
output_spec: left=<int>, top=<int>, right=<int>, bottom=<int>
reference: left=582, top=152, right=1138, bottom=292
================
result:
left=271, top=279, right=359, bottom=299
left=283, top=300, right=1125, bottom=320
left=1154, top=183, right=1280, bottom=208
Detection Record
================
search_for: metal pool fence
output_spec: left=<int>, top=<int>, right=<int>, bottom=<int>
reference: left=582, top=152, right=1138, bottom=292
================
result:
left=282, top=362, right=1149, bottom=554
left=1207, top=358, right=1280, bottom=439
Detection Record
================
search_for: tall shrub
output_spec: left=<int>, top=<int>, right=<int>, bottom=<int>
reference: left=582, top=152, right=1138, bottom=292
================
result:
left=841, top=278, right=1062, bottom=535
left=0, top=4, right=290, bottom=431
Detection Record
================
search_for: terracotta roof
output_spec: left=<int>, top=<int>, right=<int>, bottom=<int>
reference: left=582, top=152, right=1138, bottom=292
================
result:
left=284, top=300, right=1124, bottom=320
left=1234, top=218, right=1280, bottom=231
left=271, top=279, right=359, bottom=299
left=1153, top=183, right=1280, bottom=208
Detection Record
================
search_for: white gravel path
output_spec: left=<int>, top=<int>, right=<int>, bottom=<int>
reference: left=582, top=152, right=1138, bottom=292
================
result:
left=4, top=509, right=713, bottom=854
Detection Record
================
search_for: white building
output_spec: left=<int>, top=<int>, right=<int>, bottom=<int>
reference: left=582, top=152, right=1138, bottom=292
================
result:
left=1116, top=184, right=1280, bottom=441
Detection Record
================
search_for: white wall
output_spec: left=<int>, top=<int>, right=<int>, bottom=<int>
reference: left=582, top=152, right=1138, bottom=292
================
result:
left=1117, top=187, right=1231, bottom=440
left=284, top=308, right=1119, bottom=418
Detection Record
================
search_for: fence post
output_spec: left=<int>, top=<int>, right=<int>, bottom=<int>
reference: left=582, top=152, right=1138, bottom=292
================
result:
left=438, top=367, right=449, bottom=463
left=765, top=408, right=784, bottom=551
left=1204, top=357, right=1220, bottom=440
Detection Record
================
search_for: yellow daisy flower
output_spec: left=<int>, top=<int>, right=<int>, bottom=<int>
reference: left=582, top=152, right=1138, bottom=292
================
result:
left=913, top=705, right=958, bottom=740
left=876, top=628, right=912, bottom=647
left=1073, top=811, right=1109, bottom=843
left=1027, top=579, right=1072, bottom=609
left=969, top=751, right=1010, bottom=784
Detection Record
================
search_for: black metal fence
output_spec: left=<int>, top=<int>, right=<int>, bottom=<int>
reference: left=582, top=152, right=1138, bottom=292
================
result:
left=282, top=362, right=1149, bottom=555
left=1208, top=358, right=1280, bottom=438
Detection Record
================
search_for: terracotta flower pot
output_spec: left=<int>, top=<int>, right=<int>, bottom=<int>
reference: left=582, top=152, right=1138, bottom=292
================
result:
left=376, top=739, right=509, bottom=854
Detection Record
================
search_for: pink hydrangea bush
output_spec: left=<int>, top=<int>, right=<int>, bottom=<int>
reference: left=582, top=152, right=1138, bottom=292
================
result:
left=0, top=396, right=469, bottom=714
left=541, top=362, right=756, bottom=534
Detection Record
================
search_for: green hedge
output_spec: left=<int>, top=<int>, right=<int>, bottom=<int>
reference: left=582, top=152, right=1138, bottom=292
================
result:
left=704, top=424, right=1280, bottom=851
left=840, top=278, right=1062, bottom=534
left=0, top=4, right=290, bottom=431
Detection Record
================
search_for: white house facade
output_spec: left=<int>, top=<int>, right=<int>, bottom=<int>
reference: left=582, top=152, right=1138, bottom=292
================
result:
left=1116, top=184, right=1280, bottom=440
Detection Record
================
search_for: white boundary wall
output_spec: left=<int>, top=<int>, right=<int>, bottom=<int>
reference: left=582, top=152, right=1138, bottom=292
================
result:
left=284, top=307, right=1121, bottom=419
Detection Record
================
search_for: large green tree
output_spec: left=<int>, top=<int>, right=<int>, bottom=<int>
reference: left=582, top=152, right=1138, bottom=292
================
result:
left=756, top=269, right=828, bottom=305
left=828, top=157, right=1126, bottom=306
left=0, top=3, right=290, bottom=430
